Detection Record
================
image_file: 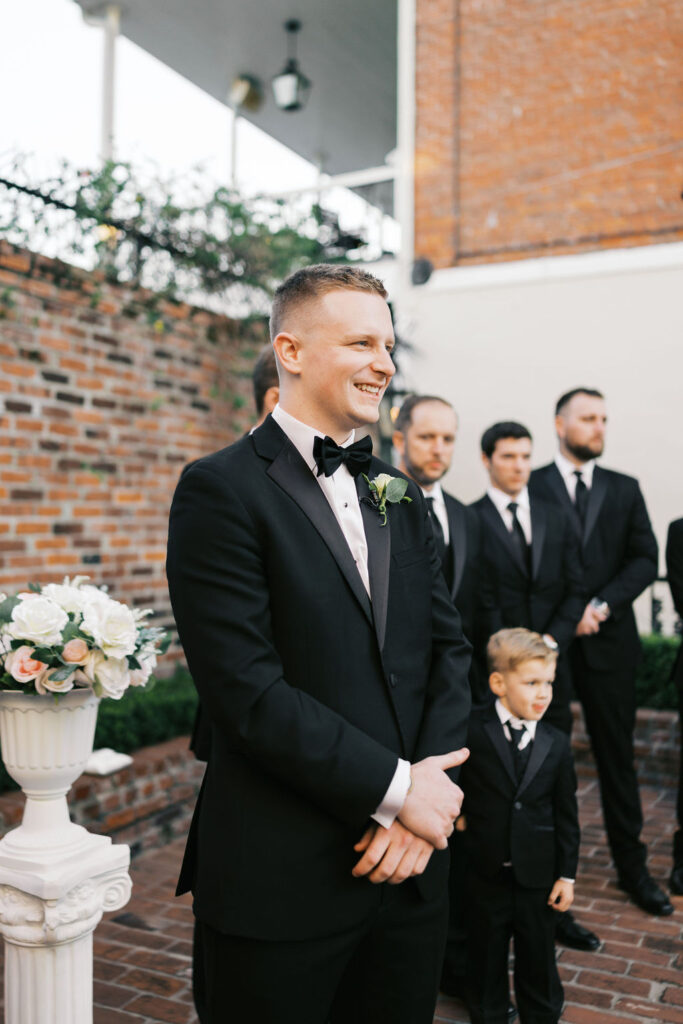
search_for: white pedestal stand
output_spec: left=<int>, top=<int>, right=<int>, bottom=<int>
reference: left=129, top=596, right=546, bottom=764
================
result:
left=0, top=690, right=132, bottom=1024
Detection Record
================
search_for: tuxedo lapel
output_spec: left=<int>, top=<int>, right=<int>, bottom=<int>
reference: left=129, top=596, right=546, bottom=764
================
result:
left=357, top=472, right=391, bottom=651
left=583, top=466, right=607, bottom=547
left=447, top=497, right=467, bottom=599
left=530, top=499, right=546, bottom=581
left=258, top=420, right=373, bottom=627
left=484, top=715, right=517, bottom=787
left=517, top=726, right=553, bottom=796
left=481, top=496, right=527, bottom=577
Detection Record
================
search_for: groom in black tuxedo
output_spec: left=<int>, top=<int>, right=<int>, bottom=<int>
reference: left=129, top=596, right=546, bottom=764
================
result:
left=166, top=264, right=472, bottom=1024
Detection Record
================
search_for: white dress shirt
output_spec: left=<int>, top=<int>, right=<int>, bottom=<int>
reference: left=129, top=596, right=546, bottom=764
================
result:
left=271, top=404, right=410, bottom=828
left=487, top=485, right=532, bottom=545
left=554, top=451, right=596, bottom=502
left=421, top=482, right=450, bottom=546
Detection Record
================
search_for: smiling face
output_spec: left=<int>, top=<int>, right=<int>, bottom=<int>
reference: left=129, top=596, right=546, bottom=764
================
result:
left=556, top=393, right=607, bottom=464
left=393, top=400, right=457, bottom=489
left=490, top=657, right=555, bottom=721
left=482, top=436, right=532, bottom=497
left=273, top=288, right=395, bottom=441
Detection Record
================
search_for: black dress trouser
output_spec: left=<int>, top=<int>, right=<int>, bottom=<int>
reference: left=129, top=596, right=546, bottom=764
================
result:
left=193, top=883, right=448, bottom=1024
left=570, top=643, right=647, bottom=883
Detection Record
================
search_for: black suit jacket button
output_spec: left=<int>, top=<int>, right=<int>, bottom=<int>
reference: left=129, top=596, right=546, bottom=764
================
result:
left=389, top=674, right=398, bottom=688
left=514, top=801, right=522, bottom=810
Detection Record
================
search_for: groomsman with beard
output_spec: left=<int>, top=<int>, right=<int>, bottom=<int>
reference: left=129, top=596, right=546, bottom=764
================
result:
left=666, top=518, right=683, bottom=897
left=167, top=264, right=472, bottom=1024
left=530, top=388, right=672, bottom=917
left=392, top=395, right=480, bottom=670
left=471, top=420, right=600, bottom=954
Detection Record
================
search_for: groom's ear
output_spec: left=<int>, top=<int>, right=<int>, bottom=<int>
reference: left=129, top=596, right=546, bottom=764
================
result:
left=273, top=331, right=302, bottom=377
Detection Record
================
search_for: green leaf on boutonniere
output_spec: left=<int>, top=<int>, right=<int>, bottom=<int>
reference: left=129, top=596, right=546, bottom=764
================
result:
left=386, top=477, right=410, bottom=503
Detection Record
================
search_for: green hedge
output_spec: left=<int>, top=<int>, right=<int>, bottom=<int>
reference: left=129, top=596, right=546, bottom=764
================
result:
left=635, top=634, right=680, bottom=711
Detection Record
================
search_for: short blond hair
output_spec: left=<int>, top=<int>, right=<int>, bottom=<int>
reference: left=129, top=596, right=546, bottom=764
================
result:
left=269, top=263, right=388, bottom=341
left=487, top=628, right=558, bottom=675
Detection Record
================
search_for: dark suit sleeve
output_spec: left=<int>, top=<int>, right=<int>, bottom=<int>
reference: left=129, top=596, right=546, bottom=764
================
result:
left=545, top=513, right=586, bottom=651
left=167, top=465, right=398, bottom=828
left=553, top=737, right=580, bottom=880
left=666, top=520, right=683, bottom=618
left=599, top=482, right=658, bottom=615
left=412, top=494, right=472, bottom=773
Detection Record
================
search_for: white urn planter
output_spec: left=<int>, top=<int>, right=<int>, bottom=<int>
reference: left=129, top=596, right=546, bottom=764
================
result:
left=0, top=689, right=132, bottom=1024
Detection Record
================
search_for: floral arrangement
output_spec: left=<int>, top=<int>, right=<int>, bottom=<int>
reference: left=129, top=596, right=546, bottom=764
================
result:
left=0, top=576, right=170, bottom=700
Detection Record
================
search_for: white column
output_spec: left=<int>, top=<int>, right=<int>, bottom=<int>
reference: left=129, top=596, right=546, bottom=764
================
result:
left=395, top=0, right=417, bottom=301
left=0, top=853, right=131, bottom=1024
left=101, top=5, right=120, bottom=162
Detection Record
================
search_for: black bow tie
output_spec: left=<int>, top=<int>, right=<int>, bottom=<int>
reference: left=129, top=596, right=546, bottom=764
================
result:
left=313, top=434, right=373, bottom=478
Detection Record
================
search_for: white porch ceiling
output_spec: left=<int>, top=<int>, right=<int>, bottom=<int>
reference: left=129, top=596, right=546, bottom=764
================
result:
left=74, top=0, right=398, bottom=180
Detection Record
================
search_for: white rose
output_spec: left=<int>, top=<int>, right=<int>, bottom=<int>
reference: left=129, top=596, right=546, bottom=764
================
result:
left=9, top=595, right=68, bottom=646
left=41, top=583, right=89, bottom=616
left=81, top=599, right=137, bottom=659
left=86, top=651, right=130, bottom=700
left=372, top=473, right=394, bottom=491
left=129, top=651, right=156, bottom=687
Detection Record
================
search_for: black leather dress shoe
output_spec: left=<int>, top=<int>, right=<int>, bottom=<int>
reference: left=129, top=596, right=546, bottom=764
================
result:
left=670, top=864, right=683, bottom=896
left=555, top=910, right=601, bottom=952
left=619, top=872, right=674, bottom=916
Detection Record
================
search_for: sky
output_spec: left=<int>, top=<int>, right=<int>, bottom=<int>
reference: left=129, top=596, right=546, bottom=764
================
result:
left=1, top=0, right=394, bottom=252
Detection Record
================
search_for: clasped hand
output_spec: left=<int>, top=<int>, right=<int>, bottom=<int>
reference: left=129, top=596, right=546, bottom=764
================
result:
left=351, top=748, right=469, bottom=885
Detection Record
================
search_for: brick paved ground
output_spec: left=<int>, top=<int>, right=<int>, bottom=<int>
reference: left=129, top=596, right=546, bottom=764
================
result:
left=0, top=776, right=680, bottom=1023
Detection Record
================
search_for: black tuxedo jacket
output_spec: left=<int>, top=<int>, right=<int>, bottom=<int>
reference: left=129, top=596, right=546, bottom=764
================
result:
left=166, top=416, right=471, bottom=941
left=443, top=491, right=480, bottom=643
left=529, top=464, right=658, bottom=671
left=470, top=494, right=585, bottom=658
left=666, top=518, right=683, bottom=689
left=459, top=706, right=579, bottom=888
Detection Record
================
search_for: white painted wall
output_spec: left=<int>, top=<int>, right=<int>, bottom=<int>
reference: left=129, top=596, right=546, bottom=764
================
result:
left=398, top=242, right=683, bottom=585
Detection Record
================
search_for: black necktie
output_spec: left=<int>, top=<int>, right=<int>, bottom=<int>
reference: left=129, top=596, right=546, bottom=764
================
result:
left=426, top=497, right=447, bottom=564
left=573, top=470, right=588, bottom=527
left=507, top=501, right=531, bottom=575
left=509, top=723, right=532, bottom=782
left=313, top=434, right=372, bottom=478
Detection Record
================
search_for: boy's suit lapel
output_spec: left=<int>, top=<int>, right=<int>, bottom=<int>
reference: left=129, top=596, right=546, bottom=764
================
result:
left=255, top=418, right=374, bottom=627
left=483, top=713, right=517, bottom=787
left=517, top=724, right=553, bottom=796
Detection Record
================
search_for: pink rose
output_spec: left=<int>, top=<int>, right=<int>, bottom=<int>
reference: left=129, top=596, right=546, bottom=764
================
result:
left=62, top=638, right=89, bottom=664
left=4, top=646, right=48, bottom=685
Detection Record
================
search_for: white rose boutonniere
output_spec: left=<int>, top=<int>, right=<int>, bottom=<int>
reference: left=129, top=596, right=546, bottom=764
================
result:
left=362, top=473, right=412, bottom=526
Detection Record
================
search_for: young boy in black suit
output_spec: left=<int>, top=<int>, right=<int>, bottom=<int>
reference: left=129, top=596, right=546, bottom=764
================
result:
left=460, top=628, right=580, bottom=1024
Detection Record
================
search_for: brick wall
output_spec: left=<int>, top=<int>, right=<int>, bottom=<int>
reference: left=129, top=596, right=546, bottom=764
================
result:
left=415, top=0, right=683, bottom=268
left=0, top=244, right=262, bottom=666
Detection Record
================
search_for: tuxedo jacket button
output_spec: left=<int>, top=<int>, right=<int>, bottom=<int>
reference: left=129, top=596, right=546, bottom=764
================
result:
left=514, top=801, right=522, bottom=810
left=389, top=674, right=398, bottom=687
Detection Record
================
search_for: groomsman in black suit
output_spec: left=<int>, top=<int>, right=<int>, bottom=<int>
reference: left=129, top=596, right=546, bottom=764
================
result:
left=471, top=420, right=598, bottom=954
left=189, top=344, right=280, bottom=764
left=530, top=387, right=672, bottom=917
left=392, top=395, right=480, bottom=660
left=167, top=264, right=472, bottom=1024
left=666, top=518, right=683, bottom=896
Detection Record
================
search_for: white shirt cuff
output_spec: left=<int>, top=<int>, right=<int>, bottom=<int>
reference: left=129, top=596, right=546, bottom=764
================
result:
left=560, top=877, right=575, bottom=884
left=371, top=758, right=411, bottom=829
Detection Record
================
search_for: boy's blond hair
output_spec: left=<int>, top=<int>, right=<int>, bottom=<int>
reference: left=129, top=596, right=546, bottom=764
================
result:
left=487, top=627, right=558, bottom=675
